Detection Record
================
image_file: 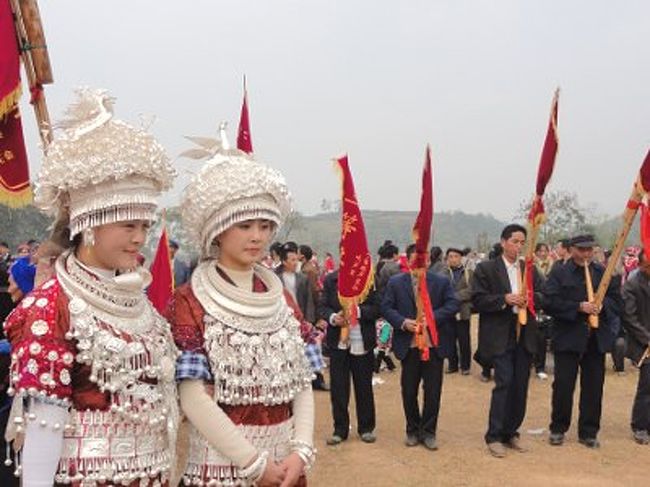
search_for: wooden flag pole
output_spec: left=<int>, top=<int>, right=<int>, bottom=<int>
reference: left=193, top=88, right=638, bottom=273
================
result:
left=584, top=261, right=598, bottom=328
left=593, top=182, right=645, bottom=307
left=9, top=0, right=53, bottom=147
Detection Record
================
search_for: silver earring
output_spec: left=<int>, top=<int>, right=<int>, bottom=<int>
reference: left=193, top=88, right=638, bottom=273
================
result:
left=82, top=228, right=95, bottom=247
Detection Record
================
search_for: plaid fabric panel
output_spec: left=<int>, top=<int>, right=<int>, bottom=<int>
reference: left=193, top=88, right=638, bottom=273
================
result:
left=176, top=350, right=213, bottom=381
left=304, top=342, right=325, bottom=373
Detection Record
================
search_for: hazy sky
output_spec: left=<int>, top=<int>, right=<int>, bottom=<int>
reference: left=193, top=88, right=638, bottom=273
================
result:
left=19, top=0, right=649, bottom=221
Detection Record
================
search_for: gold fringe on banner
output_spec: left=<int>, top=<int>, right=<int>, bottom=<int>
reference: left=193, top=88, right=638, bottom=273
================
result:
left=0, top=185, right=33, bottom=208
left=0, top=84, right=21, bottom=119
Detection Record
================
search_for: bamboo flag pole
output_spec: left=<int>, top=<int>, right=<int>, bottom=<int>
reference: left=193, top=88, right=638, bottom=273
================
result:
left=593, top=151, right=650, bottom=308
left=518, top=89, right=560, bottom=327
left=584, top=262, right=598, bottom=328
left=9, top=0, right=53, bottom=147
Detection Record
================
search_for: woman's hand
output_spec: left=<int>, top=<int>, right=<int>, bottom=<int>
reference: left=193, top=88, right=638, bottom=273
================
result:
left=278, top=452, right=305, bottom=487
left=258, top=459, right=286, bottom=487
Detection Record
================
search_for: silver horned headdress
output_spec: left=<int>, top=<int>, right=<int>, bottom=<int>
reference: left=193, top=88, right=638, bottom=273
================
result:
left=180, top=123, right=291, bottom=258
left=35, top=88, right=176, bottom=237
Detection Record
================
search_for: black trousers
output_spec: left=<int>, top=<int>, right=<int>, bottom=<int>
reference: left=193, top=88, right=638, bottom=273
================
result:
left=485, top=341, right=532, bottom=444
left=400, top=347, right=444, bottom=438
left=329, top=348, right=376, bottom=437
left=550, top=334, right=605, bottom=439
left=448, top=318, right=471, bottom=371
left=631, top=362, right=650, bottom=433
left=611, top=336, right=626, bottom=372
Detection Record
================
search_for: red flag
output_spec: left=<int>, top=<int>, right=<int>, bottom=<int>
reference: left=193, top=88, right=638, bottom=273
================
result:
left=528, top=89, right=559, bottom=223
left=237, top=78, right=253, bottom=154
left=411, top=145, right=433, bottom=270
left=525, top=90, right=560, bottom=318
left=418, top=272, right=438, bottom=361
left=411, top=146, right=438, bottom=359
left=147, top=226, right=174, bottom=314
left=0, top=0, right=31, bottom=207
left=335, top=155, right=374, bottom=323
left=641, top=201, right=650, bottom=261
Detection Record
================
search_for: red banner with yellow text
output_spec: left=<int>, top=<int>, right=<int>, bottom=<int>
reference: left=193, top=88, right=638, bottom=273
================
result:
left=335, top=155, right=373, bottom=317
left=0, top=0, right=31, bottom=206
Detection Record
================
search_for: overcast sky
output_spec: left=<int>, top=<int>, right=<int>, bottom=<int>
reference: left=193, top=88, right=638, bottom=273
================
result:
left=19, top=0, right=649, bottom=221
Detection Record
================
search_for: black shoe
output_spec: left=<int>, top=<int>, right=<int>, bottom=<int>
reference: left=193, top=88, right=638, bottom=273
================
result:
left=446, top=367, right=459, bottom=374
left=633, top=430, right=650, bottom=445
left=578, top=437, right=600, bottom=449
left=326, top=434, right=346, bottom=445
left=479, top=374, right=491, bottom=383
left=360, top=431, right=376, bottom=443
left=422, top=435, right=438, bottom=450
left=461, top=369, right=470, bottom=376
left=549, top=432, right=564, bottom=446
left=312, top=373, right=330, bottom=391
left=405, top=434, right=419, bottom=447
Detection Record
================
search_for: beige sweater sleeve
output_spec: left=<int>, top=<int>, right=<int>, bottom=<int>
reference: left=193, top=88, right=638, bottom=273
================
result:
left=179, top=380, right=258, bottom=468
left=292, top=387, right=315, bottom=446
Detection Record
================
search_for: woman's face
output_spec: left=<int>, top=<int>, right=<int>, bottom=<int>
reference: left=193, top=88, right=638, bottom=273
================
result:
left=78, top=220, right=150, bottom=271
left=217, top=219, right=273, bottom=271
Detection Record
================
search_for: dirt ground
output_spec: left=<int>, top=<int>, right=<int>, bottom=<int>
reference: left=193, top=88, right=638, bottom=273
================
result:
left=308, top=322, right=647, bottom=487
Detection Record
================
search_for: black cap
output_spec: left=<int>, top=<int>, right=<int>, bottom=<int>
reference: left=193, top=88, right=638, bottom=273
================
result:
left=569, top=234, right=597, bottom=248
left=169, top=239, right=179, bottom=249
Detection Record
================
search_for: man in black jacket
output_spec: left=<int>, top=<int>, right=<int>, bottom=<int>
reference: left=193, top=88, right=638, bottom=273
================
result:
left=543, top=234, right=622, bottom=449
left=382, top=244, right=459, bottom=451
left=472, top=224, right=544, bottom=458
left=621, top=249, right=650, bottom=445
left=319, top=270, right=379, bottom=445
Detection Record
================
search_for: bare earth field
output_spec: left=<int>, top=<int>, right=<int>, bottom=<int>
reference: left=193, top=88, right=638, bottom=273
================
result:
left=308, top=322, right=646, bottom=487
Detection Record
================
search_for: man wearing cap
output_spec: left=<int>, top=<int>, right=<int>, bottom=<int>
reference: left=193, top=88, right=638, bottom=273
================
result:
left=544, top=234, right=622, bottom=448
left=169, top=239, right=191, bottom=287
left=442, top=247, right=473, bottom=375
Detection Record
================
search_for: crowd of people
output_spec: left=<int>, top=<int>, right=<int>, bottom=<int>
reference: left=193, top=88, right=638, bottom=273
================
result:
left=0, top=88, right=648, bottom=487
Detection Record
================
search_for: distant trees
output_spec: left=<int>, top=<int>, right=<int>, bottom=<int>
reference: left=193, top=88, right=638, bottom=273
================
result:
left=514, top=190, right=590, bottom=244
left=0, top=204, right=51, bottom=248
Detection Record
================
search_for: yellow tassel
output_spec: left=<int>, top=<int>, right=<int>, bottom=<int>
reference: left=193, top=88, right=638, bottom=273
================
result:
left=0, top=85, right=22, bottom=120
left=0, top=186, right=33, bottom=208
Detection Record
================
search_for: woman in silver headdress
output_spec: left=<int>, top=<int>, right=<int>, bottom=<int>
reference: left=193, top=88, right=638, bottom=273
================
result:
left=168, top=129, right=315, bottom=486
left=3, top=89, right=179, bottom=486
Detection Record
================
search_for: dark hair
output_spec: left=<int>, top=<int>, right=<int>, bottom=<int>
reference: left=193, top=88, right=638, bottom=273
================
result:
left=406, top=243, right=417, bottom=259
left=489, top=242, right=503, bottom=260
left=446, top=247, right=464, bottom=257
left=639, top=249, right=645, bottom=262
left=280, top=241, right=298, bottom=262
left=535, top=242, right=549, bottom=253
left=0, top=241, right=8, bottom=248
left=379, top=243, right=399, bottom=259
left=298, top=244, right=313, bottom=261
left=500, top=224, right=527, bottom=241
left=557, top=238, right=570, bottom=249
left=462, top=247, right=472, bottom=256
left=429, top=246, right=442, bottom=263
left=270, top=241, right=283, bottom=256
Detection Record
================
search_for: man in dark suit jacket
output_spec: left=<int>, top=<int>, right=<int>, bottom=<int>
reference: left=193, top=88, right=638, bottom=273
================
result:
left=543, top=234, right=621, bottom=449
left=622, top=249, right=650, bottom=445
left=472, top=224, right=544, bottom=458
left=319, top=270, right=379, bottom=445
left=382, top=244, right=460, bottom=450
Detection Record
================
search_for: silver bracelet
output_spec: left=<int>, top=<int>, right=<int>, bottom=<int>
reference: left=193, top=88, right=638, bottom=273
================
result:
left=239, top=451, right=268, bottom=484
left=289, top=439, right=316, bottom=470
